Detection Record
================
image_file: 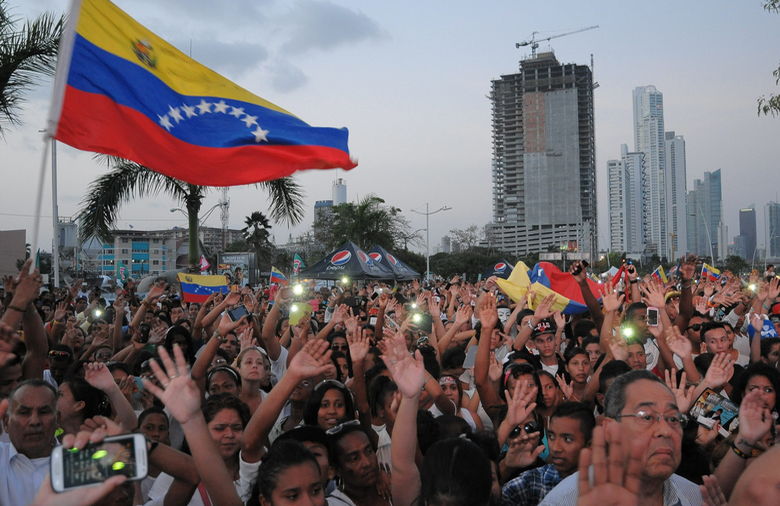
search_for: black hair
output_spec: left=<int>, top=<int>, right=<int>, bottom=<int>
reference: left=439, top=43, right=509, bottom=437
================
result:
left=598, top=360, right=631, bottom=394
left=418, top=345, right=440, bottom=379
left=761, top=337, right=780, bottom=360
left=8, top=379, right=57, bottom=409
left=435, top=414, right=471, bottom=439
left=582, top=335, right=600, bottom=350
left=368, top=375, right=398, bottom=417
left=624, top=302, right=647, bottom=321
left=303, top=380, right=356, bottom=427
left=277, top=425, right=330, bottom=451
left=731, top=362, right=780, bottom=408
left=330, top=350, right=353, bottom=383
left=564, top=346, right=588, bottom=365
left=419, top=438, right=492, bottom=506
left=64, top=377, right=112, bottom=420
left=499, top=362, right=543, bottom=406
left=572, top=319, right=597, bottom=339
left=417, top=409, right=440, bottom=456
left=441, top=346, right=466, bottom=371
left=551, top=401, right=596, bottom=442
left=106, top=361, right=130, bottom=376
left=137, top=406, right=169, bottom=428
left=202, top=393, right=250, bottom=427
left=700, top=322, right=727, bottom=341
left=328, top=424, right=372, bottom=468
left=164, top=325, right=194, bottom=363
left=256, top=439, right=321, bottom=501
left=206, top=366, right=242, bottom=392
left=604, top=369, right=664, bottom=419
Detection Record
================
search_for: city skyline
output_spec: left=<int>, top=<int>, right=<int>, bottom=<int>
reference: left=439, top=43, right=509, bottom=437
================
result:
left=2, top=0, right=780, bottom=260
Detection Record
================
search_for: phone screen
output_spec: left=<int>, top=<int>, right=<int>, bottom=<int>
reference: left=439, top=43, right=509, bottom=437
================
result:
left=60, top=436, right=141, bottom=489
left=646, top=307, right=659, bottom=326
left=227, top=305, right=249, bottom=322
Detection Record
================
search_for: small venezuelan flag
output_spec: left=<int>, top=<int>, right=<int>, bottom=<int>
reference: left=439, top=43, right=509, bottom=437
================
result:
left=701, top=263, right=721, bottom=281
left=49, top=0, right=356, bottom=186
left=650, top=266, right=668, bottom=284
left=177, top=273, right=228, bottom=303
left=270, top=266, right=288, bottom=285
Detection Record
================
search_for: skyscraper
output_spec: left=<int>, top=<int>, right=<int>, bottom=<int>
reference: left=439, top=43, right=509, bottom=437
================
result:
left=737, top=208, right=757, bottom=261
left=608, top=145, right=645, bottom=254
left=769, top=202, right=780, bottom=258
left=664, top=131, right=687, bottom=260
left=686, top=169, right=722, bottom=260
left=633, top=86, right=667, bottom=257
left=332, top=178, right=347, bottom=205
left=488, top=51, right=596, bottom=258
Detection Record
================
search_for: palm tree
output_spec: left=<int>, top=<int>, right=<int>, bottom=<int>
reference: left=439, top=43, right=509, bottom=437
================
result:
left=77, top=158, right=304, bottom=271
left=328, top=194, right=404, bottom=250
left=0, top=0, right=63, bottom=133
left=241, top=211, right=274, bottom=265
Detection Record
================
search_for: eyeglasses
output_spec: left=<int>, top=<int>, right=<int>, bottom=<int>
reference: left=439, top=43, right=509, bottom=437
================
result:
left=331, top=344, right=348, bottom=352
left=686, top=324, right=703, bottom=332
left=509, top=421, right=540, bottom=439
left=616, top=409, right=688, bottom=429
left=48, top=350, right=72, bottom=360
left=325, top=419, right=360, bottom=435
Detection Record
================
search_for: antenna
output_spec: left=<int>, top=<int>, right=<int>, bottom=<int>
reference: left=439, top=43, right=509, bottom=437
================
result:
left=219, top=188, right=229, bottom=250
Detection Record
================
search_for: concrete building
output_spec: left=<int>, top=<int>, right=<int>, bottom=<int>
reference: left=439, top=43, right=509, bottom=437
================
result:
left=633, top=86, right=667, bottom=257
left=0, top=230, right=26, bottom=278
left=686, top=169, right=722, bottom=259
left=488, top=51, right=596, bottom=258
left=332, top=178, right=347, bottom=205
left=607, top=145, right=645, bottom=254
left=768, top=202, right=780, bottom=258
left=737, top=208, right=757, bottom=261
left=664, top=131, right=687, bottom=260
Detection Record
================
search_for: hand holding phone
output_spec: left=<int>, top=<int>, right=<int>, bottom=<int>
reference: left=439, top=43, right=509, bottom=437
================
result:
left=227, top=304, right=249, bottom=322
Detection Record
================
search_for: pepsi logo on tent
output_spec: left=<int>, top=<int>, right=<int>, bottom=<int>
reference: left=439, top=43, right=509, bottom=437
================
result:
left=357, top=251, right=371, bottom=264
left=386, top=253, right=398, bottom=265
left=494, top=262, right=507, bottom=272
left=331, top=250, right=352, bottom=266
left=369, top=252, right=382, bottom=263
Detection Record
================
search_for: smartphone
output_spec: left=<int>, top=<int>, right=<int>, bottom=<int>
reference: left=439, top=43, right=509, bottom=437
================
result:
left=227, top=304, right=249, bottom=322
left=137, top=323, right=151, bottom=344
left=412, top=313, right=433, bottom=333
left=51, top=433, right=148, bottom=492
left=646, top=307, right=659, bottom=327
left=369, top=316, right=377, bottom=326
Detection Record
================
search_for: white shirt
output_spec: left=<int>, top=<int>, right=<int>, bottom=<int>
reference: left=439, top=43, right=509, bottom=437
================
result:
left=0, top=440, right=50, bottom=506
left=540, top=470, right=701, bottom=505
left=372, top=424, right=392, bottom=468
left=541, top=362, right=559, bottom=377
left=271, top=346, right=289, bottom=381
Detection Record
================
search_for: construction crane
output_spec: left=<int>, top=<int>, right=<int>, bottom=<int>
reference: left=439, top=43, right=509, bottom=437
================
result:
left=516, top=25, right=599, bottom=58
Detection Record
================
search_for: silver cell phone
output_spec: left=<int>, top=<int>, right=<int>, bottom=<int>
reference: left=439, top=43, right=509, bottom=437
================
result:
left=646, top=307, right=659, bottom=327
left=51, top=433, right=148, bottom=492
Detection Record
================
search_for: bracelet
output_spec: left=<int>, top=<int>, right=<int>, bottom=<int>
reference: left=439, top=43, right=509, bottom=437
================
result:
left=7, top=305, right=26, bottom=313
left=731, top=442, right=752, bottom=459
left=629, top=279, right=639, bottom=284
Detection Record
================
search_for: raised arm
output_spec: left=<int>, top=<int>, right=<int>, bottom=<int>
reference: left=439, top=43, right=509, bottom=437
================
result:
left=260, top=288, right=290, bottom=361
left=570, top=261, right=604, bottom=328
left=129, top=281, right=167, bottom=331
left=513, top=293, right=556, bottom=352
left=474, top=294, right=504, bottom=417
left=111, top=295, right=126, bottom=353
left=437, top=305, right=471, bottom=355
left=673, top=256, right=697, bottom=330
left=84, top=362, right=138, bottom=431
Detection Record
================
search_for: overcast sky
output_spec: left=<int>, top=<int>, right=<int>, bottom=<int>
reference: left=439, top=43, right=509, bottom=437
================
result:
left=3, top=0, right=780, bottom=259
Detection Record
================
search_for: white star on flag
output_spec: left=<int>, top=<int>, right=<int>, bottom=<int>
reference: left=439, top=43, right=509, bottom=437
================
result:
left=196, top=99, right=212, bottom=114
left=252, top=126, right=270, bottom=142
left=213, top=100, right=229, bottom=113
left=181, top=104, right=197, bottom=118
left=158, top=114, right=173, bottom=131
left=168, top=105, right=183, bottom=123
left=230, top=106, right=245, bottom=118
left=242, top=114, right=258, bottom=127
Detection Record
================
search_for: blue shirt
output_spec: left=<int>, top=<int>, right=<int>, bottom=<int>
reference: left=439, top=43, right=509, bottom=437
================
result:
left=502, top=463, right=562, bottom=506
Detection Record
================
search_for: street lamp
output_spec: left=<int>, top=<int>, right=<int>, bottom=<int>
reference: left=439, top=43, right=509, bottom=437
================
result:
left=689, top=207, right=715, bottom=264
left=410, top=203, right=451, bottom=282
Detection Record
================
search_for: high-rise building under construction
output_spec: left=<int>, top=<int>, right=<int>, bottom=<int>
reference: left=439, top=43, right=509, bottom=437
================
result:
left=487, top=51, right=596, bottom=258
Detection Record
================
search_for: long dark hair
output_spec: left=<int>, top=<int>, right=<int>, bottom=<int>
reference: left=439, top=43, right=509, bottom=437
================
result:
left=65, top=377, right=111, bottom=421
left=202, top=393, right=250, bottom=426
left=303, top=380, right=355, bottom=427
left=252, top=439, right=322, bottom=503
left=419, top=438, right=492, bottom=506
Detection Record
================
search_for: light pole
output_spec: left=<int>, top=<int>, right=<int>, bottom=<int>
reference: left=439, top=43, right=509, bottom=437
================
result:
left=410, top=203, right=451, bottom=282
left=690, top=207, right=714, bottom=264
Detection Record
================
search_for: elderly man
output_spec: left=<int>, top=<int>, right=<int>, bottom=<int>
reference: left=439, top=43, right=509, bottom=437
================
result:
left=0, top=379, right=58, bottom=505
left=540, top=370, right=702, bottom=505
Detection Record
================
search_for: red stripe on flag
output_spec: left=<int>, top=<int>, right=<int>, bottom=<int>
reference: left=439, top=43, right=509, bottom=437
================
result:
left=181, top=292, right=211, bottom=304
left=55, top=86, right=356, bottom=187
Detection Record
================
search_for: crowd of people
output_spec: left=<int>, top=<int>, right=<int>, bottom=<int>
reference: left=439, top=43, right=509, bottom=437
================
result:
left=1, top=256, right=780, bottom=505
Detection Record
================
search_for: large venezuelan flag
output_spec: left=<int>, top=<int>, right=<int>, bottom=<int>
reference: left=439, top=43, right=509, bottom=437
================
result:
left=49, top=0, right=356, bottom=186
left=177, top=273, right=228, bottom=303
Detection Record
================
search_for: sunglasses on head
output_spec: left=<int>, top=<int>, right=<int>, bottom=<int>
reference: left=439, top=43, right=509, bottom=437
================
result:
left=325, top=419, right=361, bottom=435
left=509, top=421, right=540, bottom=439
left=686, top=323, right=703, bottom=331
left=48, top=350, right=72, bottom=360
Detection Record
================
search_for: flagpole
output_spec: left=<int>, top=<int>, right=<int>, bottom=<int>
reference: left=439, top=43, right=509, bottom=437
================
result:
left=30, top=136, right=52, bottom=274
left=51, top=138, right=60, bottom=288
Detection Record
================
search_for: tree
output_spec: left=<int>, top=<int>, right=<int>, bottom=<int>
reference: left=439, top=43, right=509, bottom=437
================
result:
left=318, top=194, right=409, bottom=251
left=448, top=225, right=480, bottom=250
left=722, top=255, right=749, bottom=275
left=77, top=158, right=304, bottom=271
left=758, top=0, right=780, bottom=116
left=0, top=0, right=63, bottom=134
left=241, top=211, right=273, bottom=266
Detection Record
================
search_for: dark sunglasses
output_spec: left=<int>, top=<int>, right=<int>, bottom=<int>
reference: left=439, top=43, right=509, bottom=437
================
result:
left=686, top=323, right=703, bottom=332
left=509, top=421, right=540, bottom=439
left=331, top=344, right=348, bottom=351
left=48, top=350, right=72, bottom=360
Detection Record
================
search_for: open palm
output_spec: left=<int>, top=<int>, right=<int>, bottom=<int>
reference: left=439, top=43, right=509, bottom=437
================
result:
left=143, top=346, right=201, bottom=425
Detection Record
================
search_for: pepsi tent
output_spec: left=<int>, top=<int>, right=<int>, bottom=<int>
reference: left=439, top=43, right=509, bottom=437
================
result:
left=367, top=245, right=421, bottom=280
left=299, top=241, right=395, bottom=280
left=483, top=260, right=515, bottom=279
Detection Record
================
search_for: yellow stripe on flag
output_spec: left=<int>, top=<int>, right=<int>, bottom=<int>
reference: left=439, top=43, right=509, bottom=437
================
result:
left=526, top=282, right=570, bottom=313
left=495, top=261, right=532, bottom=303
left=177, top=273, right=228, bottom=287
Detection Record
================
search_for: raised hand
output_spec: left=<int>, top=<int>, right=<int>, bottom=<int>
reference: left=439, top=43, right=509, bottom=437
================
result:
left=11, top=259, right=42, bottom=307
left=532, top=293, right=556, bottom=320
left=552, top=311, right=565, bottom=331
left=702, top=352, right=735, bottom=389
left=454, top=304, right=473, bottom=327
left=601, top=288, right=624, bottom=313
left=146, top=280, right=168, bottom=302
left=344, top=309, right=360, bottom=337
left=504, top=430, right=545, bottom=470
left=487, top=351, right=503, bottom=382
left=53, top=301, right=68, bottom=322
left=504, top=378, right=538, bottom=428
left=665, top=326, right=693, bottom=360
left=607, top=333, right=629, bottom=362
left=736, top=388, right=773, bottom=446
left=663, top=369, right=695, bottom=413
left=478, top=293, right=499, bottom=329
left=331, top=304, right=349, bottom=324
left=84, top=362, right=117, bottom=392
left=556, top=374, right=575, bottom=401
left=143, top=345, right=201, bottom=425
left=0, top=321, right=19, bottom=367
left=217, top=312, right=247, bottom=337
left=576, top=424, right=644, bottom=506
left=679, top=255, right=696, bottom=281
left=223, top=290, right=241, bottom=307
left=381, top=331, right=425, bottom=398
left=288, top=339, right=332, bottom=380
left=238, top=326, right=256, bottom=351
left=641, top=277, right=666, bottom=309
left=569, top=261, right=587, bottom=283
left=699, top=475, right=727, bottom=506
left=347, top=328, right=370, bottom=363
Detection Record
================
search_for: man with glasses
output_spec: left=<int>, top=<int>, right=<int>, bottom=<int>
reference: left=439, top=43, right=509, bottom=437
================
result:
left=540, top=370, right=702, bottom=505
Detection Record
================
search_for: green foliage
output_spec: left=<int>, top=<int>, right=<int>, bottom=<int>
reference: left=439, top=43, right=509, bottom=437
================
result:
left=429, top=247, right=520, bottom=280
left=317, top=194, right=407, bottom=251
left=392, top=248, right=426, bottom=275
left=758, top=1, right=780, bottom=116
left=0, top=0, right=63, bottom=133
left=721, top=255, right=750, bottom=275
left=448, top=225, right=481, bottom=250
left=241, top=211, right=273, bottom=265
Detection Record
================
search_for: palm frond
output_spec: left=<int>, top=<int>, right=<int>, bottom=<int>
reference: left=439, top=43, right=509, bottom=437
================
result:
left=0, top=3, right=63, bottom=132
left=258, top=177, right=305, bottom=226
left=77, top=160, right=190, bottom=242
